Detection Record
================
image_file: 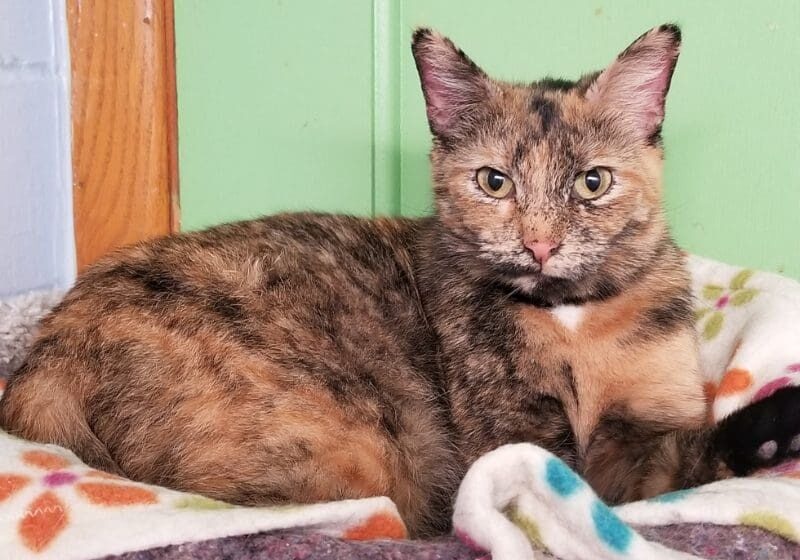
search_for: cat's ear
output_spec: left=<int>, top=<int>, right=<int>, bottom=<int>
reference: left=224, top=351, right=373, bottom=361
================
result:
left=411, top=29, right=492, bottom=138
left=586, top=24, right=682, bottom=142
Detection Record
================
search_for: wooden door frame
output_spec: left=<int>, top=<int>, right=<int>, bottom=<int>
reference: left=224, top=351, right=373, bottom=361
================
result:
left=67, top=0, right=179, bottom=270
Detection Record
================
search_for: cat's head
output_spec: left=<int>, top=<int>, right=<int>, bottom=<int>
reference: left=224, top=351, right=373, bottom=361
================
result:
left=412, top=25, right=683, bottom=305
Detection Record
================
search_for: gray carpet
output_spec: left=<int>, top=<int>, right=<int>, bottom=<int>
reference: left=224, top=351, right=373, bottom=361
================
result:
left=0, top=289, right=62, bottom=379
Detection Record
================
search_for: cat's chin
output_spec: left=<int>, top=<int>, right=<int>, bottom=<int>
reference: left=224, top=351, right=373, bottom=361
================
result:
left=504, top=267, right=575, bottom=288
left=506, top=274, right=544, bottom=293
left=493, top=268, right=614, bottom=308
left=503, top=270, right=577, bottom=296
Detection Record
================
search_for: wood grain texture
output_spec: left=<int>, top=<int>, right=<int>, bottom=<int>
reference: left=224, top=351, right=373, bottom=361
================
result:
left=68, top=0, right=179, bottom=270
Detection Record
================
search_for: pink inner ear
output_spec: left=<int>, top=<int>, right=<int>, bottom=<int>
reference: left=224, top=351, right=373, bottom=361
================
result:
left=633, top=50, right=675, bottom=127
left=587, top=42, right=678, bottom=137
left=417, top=59, right=459, bottom=130
left=416, top=50, right=487, bottom=134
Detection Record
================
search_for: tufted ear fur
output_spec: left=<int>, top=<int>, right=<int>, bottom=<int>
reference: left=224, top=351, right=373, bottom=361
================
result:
left=586, top=24, right=682, bottom=143
left=411, top=29, right=493, bottom=139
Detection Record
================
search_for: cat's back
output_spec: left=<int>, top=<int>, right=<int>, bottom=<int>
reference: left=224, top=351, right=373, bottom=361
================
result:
left=78, top=212, right=423, bottom=305
left=40, top=212, right=427, bottom=346
left=14, top=212, right=431, bottom=388
left=0, top=212, right=455, bottom=536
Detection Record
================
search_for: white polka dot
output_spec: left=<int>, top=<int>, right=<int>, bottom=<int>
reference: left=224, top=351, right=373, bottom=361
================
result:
left=757, top=440, right=778, bottom=461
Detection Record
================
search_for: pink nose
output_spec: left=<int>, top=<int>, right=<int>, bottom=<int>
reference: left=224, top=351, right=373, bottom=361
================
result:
left=525, top=240, right=560, bottom=265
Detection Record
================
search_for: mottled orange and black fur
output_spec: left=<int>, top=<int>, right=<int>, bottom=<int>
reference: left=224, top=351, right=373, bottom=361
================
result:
left=1, top=26, right=796, bottom=537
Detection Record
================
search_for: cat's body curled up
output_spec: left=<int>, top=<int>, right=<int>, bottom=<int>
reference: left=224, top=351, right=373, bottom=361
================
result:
left=1, top=26, right=794, bottom=537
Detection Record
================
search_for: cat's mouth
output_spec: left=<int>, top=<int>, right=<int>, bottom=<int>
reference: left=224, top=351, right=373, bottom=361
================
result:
left=488, top=261, right=544, bottom=279
left=488, top=258, right=575, bottom=280
left=487, top=258, right=589, bottom=301
left=493, top=265, right=572, bottom=296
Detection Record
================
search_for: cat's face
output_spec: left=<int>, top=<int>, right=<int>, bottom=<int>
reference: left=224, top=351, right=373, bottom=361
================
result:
left=413, top=26, right=682, bottom=305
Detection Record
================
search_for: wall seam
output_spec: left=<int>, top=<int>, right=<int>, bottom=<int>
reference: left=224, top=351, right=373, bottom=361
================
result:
left=50, top=0, right=77, bottom=287
left=371, top=0, right=400, bottom=216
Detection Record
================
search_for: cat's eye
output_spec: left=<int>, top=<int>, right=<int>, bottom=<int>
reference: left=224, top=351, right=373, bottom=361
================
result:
left=574, top=167, right=612, bottom=200
left=476, top=167, right=514, bottom=199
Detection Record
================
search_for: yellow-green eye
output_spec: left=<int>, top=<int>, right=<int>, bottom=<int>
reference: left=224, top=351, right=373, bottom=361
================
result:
left=476, top=167, right=514, bottom=199
left=574, top=167, right=612, bottom=200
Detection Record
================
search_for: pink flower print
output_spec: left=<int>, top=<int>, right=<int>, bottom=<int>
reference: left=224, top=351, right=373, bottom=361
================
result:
left=43, top=471, right=80, bottom=488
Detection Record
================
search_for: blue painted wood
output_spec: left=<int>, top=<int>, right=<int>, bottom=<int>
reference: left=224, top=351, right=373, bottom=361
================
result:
left=0, top=0, right=75, bottom=297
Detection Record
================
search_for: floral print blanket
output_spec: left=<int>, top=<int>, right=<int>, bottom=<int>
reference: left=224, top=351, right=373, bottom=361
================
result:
left=0, top=430, right=407, bottom=559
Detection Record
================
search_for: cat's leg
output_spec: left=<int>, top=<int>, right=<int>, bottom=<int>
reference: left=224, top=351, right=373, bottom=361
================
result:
left=582, top=417, right=727, bottom=504
left=1, top=359, right=451, bottom=537
left=584, top=388, right=800, bottom=503
left=713, top=386, right=800, bottom=475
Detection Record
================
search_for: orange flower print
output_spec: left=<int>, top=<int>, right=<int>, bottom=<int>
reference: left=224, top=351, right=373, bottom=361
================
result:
left=76, top=481, right=157, bottom=506
left=0, top=474, right=30, bottom=501
left=717, top=368, right=753, bottom=397
left=20, top=491, right=68, bottom=553
left=23, top=450, right=71, bottom=470
left=343, top=511, right=408, bottom=540
left=0, top=449, right=159, bottom=552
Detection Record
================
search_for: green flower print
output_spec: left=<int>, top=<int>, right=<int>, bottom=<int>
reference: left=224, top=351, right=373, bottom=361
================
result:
left=695, top=269, right=758, bottom=341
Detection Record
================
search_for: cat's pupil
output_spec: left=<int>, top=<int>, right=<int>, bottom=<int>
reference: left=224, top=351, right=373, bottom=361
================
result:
left=487, top=170, right=505, bottom=190
left=585, top=169, right=602, bottom=192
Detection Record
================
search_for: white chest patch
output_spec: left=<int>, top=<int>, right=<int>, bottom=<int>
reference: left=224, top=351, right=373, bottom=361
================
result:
left=550, top=305, right=585, bottom=332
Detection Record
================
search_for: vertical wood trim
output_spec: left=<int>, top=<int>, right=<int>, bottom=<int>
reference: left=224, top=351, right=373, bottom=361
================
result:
left=371, top=0, right=401, bottom=216
left=163, top=0, right=181, bottom=233
left=68, top=0, right=179, bottom=270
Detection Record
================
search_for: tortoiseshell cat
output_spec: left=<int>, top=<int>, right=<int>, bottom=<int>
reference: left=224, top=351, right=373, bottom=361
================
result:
left=2, top=25, right=798, bottom=537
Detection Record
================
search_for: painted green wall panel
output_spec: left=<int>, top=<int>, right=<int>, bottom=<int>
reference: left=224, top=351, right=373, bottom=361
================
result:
left=175, top=1, right=799, bottom=278
left=174, top=0, right=375, bottom=229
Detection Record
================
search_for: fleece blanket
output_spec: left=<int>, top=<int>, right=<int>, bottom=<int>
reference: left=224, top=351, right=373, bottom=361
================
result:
left=0, top=255, right=798, bottom=559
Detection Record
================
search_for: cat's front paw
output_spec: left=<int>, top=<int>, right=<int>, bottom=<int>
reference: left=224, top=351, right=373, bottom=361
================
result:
left=714, top=386, right=800, bottom=475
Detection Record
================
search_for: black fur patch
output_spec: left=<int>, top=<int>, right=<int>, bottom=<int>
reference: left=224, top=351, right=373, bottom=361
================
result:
left=411, top=27, right=433, bottom=46
left=463, top=283, right=520, bottom=364
left=584, top=277, right=622, bottom=302
left=31, top=333, right=63, bottom=357
left=561, top=362, right=579, bottom=406
left=207, top=292, right=248, bottom=323
left=658, top=23, right=682, bottom=42
left=118, top=263, right=186, bottom=297
left=714, top=386, right=800, bottom=475
left=497, top=273, right=623, bottom=308
left=648, top=123, right=665, bottom=147
left=522, top=393, right=577, bottom=467
left=511, top=140, right=529, bottom=169
left=536, top=77, right=576, bottom=91
left=380, top=405, right=402, bottom=439
left=530, top=95, right=560, bottom=133
left=591, top=414, right=668, bottom=444
left=636, top=293, right=693, bottom=340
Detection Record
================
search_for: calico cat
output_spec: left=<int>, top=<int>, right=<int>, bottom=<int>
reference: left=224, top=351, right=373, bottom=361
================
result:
left=1, top=25, right=798, bottom=538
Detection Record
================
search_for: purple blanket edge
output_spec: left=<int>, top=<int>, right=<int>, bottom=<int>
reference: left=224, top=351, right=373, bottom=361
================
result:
left=101, top=523, right=798, bottom=560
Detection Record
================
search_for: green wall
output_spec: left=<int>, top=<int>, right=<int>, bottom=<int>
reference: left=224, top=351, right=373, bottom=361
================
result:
left=175, top=1, right=800, bottom=278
